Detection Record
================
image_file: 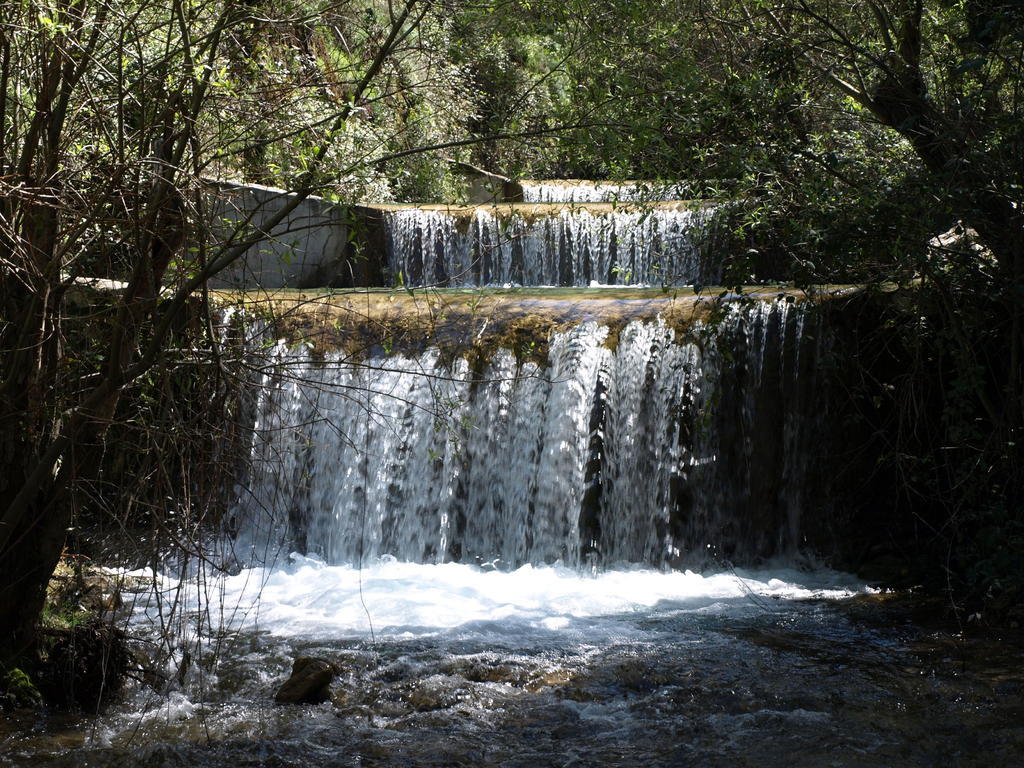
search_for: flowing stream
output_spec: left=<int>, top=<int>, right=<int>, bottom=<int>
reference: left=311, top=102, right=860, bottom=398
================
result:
left=382, top=205, right=717, bottom=287
left=4, top=558, right=1023, bottom=767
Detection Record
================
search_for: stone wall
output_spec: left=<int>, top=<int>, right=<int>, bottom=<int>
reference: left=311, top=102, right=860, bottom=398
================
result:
left=206, top=181, right=354, bottom=290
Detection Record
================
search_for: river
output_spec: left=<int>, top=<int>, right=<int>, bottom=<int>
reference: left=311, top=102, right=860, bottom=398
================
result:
left=3, top=558, right=1022, bottom=767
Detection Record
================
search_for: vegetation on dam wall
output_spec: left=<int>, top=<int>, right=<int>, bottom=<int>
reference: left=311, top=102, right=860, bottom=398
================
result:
left=216, top=286, right=739, bottom=364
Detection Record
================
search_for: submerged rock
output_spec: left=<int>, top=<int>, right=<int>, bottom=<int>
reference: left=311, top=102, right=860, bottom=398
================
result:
left=274, top=657, right=336, bottom=704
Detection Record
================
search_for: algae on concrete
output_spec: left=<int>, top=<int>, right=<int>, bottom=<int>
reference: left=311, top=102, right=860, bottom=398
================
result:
left=212, top=284, right=821, bottom=366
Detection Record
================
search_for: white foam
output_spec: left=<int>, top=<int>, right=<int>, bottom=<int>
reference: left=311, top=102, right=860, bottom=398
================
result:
left=129, top=558, right=871, bottom=644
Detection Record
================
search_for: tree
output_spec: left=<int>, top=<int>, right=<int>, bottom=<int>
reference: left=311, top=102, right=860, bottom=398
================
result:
left=709, top=0, right=1024, bottom=599
left=0, top=0, right=451, bottom=666
left=720, top=0, right=1023, bottom=403
left=514, top=0, right=1023, bottom=600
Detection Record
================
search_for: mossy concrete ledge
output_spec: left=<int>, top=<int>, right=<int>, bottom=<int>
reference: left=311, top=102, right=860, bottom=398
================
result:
left=216, top=285, right=828, bottom=366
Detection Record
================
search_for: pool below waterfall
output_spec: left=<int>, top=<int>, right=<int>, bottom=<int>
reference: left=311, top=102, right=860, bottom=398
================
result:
left=4, top=559, right=1023, bottom=767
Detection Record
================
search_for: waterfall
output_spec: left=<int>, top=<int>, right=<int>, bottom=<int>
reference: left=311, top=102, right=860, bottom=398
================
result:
left=382, top=205, right=717, bottom=287
left=520, top=181, right=689, bottom=203
left=232, top=300, right=824, bottom=570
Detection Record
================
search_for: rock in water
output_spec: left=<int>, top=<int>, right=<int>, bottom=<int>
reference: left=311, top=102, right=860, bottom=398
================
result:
left=274, top=657, right=336, bottom=704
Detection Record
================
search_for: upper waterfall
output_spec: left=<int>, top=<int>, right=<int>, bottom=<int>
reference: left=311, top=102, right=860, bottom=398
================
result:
left=519, top=180, right=689, bottom=203
left=380, top=202, right=718, bottom=288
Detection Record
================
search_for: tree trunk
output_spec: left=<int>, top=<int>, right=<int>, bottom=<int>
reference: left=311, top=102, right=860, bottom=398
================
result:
left=0, top=381, right=119, bottom=665
left=0, top=483, right=70, bottom=664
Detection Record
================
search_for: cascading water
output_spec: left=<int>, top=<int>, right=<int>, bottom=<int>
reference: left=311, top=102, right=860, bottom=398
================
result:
left=232, top=300, right=823, bottom=571
left=382, top=205, right=717, bottom=287
left=520, top=181, right=688, bottom=203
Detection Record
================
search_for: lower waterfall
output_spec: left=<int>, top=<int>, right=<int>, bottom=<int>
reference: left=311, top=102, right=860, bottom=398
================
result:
left=233, top=300, right=823, bottom=570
